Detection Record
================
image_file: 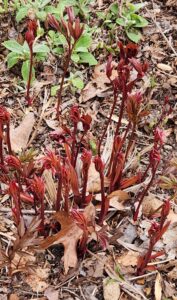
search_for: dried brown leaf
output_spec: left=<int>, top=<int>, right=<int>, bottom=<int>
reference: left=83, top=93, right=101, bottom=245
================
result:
left=40, top=205, right=95, bottom=274
left=10, top=112, right=35, bottom=152
left=155, top=272, right=162, bottom=300
left=9, top=295, right=19, bottom=300
left=87, top=162, right=110, bottom=193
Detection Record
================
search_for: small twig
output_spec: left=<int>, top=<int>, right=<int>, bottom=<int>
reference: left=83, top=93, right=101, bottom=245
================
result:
left=130, top=271, right=158, bottom=281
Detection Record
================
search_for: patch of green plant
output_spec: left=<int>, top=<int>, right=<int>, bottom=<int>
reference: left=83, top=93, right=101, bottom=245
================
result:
left=98, top=1, right=148, bottom=43
left=0, top=0, right=8, bottom=13
left=48, top=0, right=93, bottom=19
left=3, top=38, right=49, bottom=82
left=48, top=27, right=97, bottom=66
left=13, top=0, right=54, bottom=22
left=13, top=0, right=93, bottom=22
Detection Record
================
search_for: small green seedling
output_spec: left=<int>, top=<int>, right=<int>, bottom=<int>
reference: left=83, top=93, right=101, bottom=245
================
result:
left=3, top=39, right=49, bottom=82
left=13, top=0, right=53, bottom=22
left=99, top=1, right=148, bottom=43
left=48, top=28, right=97, bottom=66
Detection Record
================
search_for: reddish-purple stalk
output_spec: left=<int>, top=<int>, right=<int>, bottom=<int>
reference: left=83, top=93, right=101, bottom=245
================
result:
left=57, top=42, right=76, bottom=118
left=133, top=162, right=159, bottom=221
left=0, top=124, right=4, bottom=164
left=56, top=173, right=62, bottom=211
left=6, top=123, right=12, bottom=155
left=137, top=200, right=170, bottom=275
left=26, top=48, right=33, bottom=106
left=98, top=169, right=107, bottom=225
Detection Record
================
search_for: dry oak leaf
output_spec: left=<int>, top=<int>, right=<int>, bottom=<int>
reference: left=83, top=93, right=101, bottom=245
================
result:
left=10, top=112, right=35, bottom=152
left=80, top=63, right=117, bottom=102
left=39, top=205, right=95, bottom=274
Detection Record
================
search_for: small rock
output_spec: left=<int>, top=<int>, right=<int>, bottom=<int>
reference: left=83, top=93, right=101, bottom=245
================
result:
left=103, top=278, right=120, bottom=300
left=157, top=63, right=173, bottom=72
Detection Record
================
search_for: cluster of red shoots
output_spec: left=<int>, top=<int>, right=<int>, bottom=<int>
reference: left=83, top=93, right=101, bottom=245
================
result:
left=137, top=199, right=170, bottom=275
left=0, top=35, right=172, bottom=269
left=25, top=20, right=38, bottom=106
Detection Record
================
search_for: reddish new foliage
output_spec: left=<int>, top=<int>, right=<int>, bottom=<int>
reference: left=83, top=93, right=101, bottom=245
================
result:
left=0, top=37, right=172, bottom=266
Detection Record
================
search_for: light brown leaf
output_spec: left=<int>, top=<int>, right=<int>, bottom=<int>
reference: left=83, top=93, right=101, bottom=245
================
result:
left=10, top=112, right=35, bottom=152
left=87, top=162, right=110, bottom=193
left=103, top=278, right=120, bottom=300
left=79, top=63, right=117, bottom=102
left=155, top=272, right=162, bottom=300
left=43, top=170, right=57, bottom=204
left=40, top=205, right=95, bottom=274
left=9, top=295, right=19, bottom=300
left=116, top=250, right=139, bottom=267
left=108, top=190, right=130, bottom=202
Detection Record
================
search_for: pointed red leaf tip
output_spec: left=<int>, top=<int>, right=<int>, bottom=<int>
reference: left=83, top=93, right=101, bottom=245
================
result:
left=41, top=149, right=61, bottom=175
left=29, top=175, right=45, bottom=200
left=148, top=221, right=160, bottom=238
left=118, top=41, right=138, bottom=60
left=25, top=30, right=35, bottom=49
left=161, top=199, right=170, bottom=219
left=149, top=147, right=161, bottom=165
left=50, top=129, right=66, bottom=144
left=126, top=92, right=142, bottom=123
left=5, top=155, right=22, bottom=171
left=81, top=148, right=92, bottom=168
left=47, top=14, right=61, bottom=31
left=71, top=209, right=87, bottom=230
left=129, top=57, right=149, bottom=77
left=28, top=20, right=38, bottom=35
left=70, top=104, right=80, bottom=124
left=106, top=55, right=113, bottom=79
left=93, top=155, right=104, bottom=173
left=0, top=106, right=10, bottom=124
left=80, top=114, right=92, bottom=132
left=154, top=127, right=166, bottom=145
left=66, top=6, right=75, bottom=24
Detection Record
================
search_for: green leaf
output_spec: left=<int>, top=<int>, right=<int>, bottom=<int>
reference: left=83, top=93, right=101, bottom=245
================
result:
left=116, top=18, right=126, bottom=26
left=75, top=35, right=92, bottom=51
left=40, top=0, right=51, bottom=8
left=33, top=43, right=50, bottom=53
left=21, top=60, right=35, bottom=83
left=71, top=53, right=80, bottom=63
left=3, top=40, right=23, bottom=54
left=53, top=47, right=64, bottom=55
left=16, top=6, right=29, bottom=22
left=127, top=3, right=145, bottom=13
left=6, top=52, right=20, bottom=68
left=36, top=11, right=47, bottom=21
left=71, top=77, right=84, bottom=89
left=110, top=3, right=118, bottom=15
left=79, top=52, right=97, bottom=66
left=126, top=29, right=141, bottom=43
left=51, top=85, right=59, bottom=96
left=131, top=14, right=148, bottom=28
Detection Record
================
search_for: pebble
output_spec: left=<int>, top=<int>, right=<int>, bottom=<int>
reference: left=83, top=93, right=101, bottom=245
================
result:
left=157, top=63, right=173, bottom=72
